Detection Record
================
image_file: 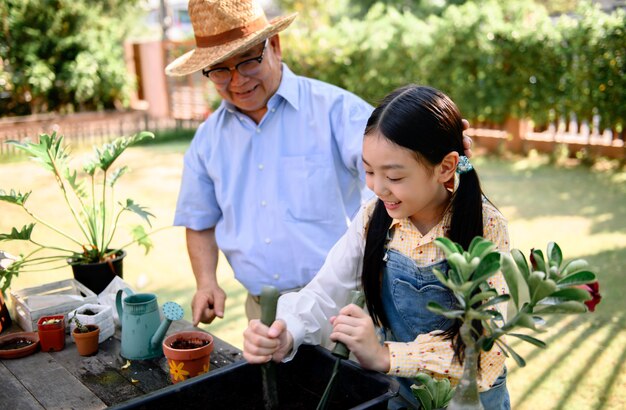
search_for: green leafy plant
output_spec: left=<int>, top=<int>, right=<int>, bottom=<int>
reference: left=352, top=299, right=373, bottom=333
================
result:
left=0, top=131, right=156, bottom=292
left=429, top=237, right=599, bottom=410
left=411, top=372, right=456, bottom=410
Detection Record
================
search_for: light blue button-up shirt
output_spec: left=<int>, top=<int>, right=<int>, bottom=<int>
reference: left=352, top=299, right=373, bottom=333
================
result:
left=174, top=64, right=373, bottom=295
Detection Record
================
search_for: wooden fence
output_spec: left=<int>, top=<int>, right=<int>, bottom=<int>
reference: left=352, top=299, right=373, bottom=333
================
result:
left=0, top=111, right=202, bottom=157
left=468, top=118, right=624, bottom=160
left=0, top=111, right=623, bottom=160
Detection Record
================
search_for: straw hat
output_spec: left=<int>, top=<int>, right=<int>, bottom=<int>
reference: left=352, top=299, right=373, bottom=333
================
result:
left=165, top=0, right=297, bottom=77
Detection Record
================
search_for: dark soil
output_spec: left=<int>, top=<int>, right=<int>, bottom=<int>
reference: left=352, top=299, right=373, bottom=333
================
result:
left=81, top=309, right=97, bottom=315
left=170, top=338, right=210, bottom=350
left=0, top=338, right=34, bottom=350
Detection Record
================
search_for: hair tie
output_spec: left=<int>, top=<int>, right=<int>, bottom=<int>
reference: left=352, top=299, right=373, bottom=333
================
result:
left=456, top=155, right=473, bottom=174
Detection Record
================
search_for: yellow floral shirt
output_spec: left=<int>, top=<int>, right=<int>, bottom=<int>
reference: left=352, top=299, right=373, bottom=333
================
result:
left=372, top=199, right=510, bottom=391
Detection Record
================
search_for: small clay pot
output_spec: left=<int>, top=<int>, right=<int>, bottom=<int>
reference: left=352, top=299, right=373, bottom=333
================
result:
left=37, top=315, right=66, bottom=352
left=163, top=331, right=213, bottom=384
left=73, top=325, right=100, bottom=356
left=0, top=331, right=39, bottom=359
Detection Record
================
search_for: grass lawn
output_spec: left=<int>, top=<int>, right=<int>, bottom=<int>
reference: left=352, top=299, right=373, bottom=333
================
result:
left=1, top=141, right=624, bottom=409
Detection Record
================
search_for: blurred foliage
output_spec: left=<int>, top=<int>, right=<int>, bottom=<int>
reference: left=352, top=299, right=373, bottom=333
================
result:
left=0, top=0, right=142, bottom=116
left=282, top=0, right=625, bottom=130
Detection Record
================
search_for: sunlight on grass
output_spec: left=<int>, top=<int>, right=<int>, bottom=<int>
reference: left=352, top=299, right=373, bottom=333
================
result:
left=1, top=144, right=625, bottom=409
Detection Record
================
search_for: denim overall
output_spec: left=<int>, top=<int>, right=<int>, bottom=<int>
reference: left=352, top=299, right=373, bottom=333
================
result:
left=381, top=248, right=510, bottom=410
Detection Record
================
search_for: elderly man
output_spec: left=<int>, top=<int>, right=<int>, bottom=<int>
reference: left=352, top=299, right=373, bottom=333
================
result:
left=166, top=0, right=471, bottom=325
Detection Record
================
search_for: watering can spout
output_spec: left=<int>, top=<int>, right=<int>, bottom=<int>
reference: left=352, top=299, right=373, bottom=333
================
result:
left=151, top=318, right=173, bottom=349
left=152, top=301, right=185, bottom=349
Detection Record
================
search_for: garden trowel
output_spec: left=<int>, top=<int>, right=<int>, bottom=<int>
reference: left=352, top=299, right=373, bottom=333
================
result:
left=316, top=290, right=365, bottom=410
left=260, top=286, right=280, bottom=410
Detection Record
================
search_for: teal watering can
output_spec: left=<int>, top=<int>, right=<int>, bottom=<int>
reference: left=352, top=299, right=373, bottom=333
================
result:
left=116, top=288, right=184, bottom=360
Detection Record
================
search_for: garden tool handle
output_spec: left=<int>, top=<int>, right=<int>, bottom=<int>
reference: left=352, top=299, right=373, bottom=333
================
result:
left=331, top=290, right=365, bottom=360
left=260, top=286, right=280, bottom=410
left=260, top=286, right=279, bottom=327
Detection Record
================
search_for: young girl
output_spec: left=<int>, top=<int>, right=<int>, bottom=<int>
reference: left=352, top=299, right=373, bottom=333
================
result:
left=243, top=85, right=510, bottom=409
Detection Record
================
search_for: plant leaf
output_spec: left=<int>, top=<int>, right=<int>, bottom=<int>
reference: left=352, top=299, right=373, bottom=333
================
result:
left=500, top=253, right=528, bottom=310
left=426, top=301, right=464, bottom=319
left=561, top=259, right=590, bottom=276
left=541, top=288, right=592, bottom=303
left=469, top=237, right=496, bottom=259
left=534, top=301, right=588, bottom=314
left=510, top=249, right=530, bottom=280
left=410, top=385, right=433, bottom=410
left=471, top=251, right=501, bottom=283
left=547, top=242, right=562, bottom=269
left=469, top=289, right=498, bottom=306
left=556, top=270, right=596, bottom=287
left=0, top=224, right=35, bottom=241
left=413, top=373, right=436, bottom=393
left=434, top=237, right=462, bottom=257
left=434, top=378, right=453, bottom=408
left=121, top=199, right=155, bottom=227
left=477, top=294, right=510, bottom=310
left=0, top=189, right=32, bottom=206
left=530, top=276, right=557, bottom=305
left=130, top=225, right=153, bottom=254
left=109, top=166, right=129, bottom=187
left=509, top=333, right=547, bottom=348
left=63, top=169, right=87, bottom=199
left=531, top=249, right=546, bottom=273
left=510, top=313, right=545, bottom=332
left=498, top=340, right=526, bottom=367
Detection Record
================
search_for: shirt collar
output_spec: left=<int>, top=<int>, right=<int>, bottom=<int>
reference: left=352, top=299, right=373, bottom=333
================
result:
left=271, top=63, right=299, bottom=111
left=389, top=209, right=453, bottom=236
left=222, top=63, right=299, bottom=114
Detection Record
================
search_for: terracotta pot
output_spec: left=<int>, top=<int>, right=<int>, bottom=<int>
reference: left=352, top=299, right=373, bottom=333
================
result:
left=162, top=331, right=213, bottom=384
left=69, top=250, right=126, bottom=294
left=73, top=324, right=100, bottom=356
left=37, top=315, right=65, bottom=352
left=0, top=331, right=39, bottom=359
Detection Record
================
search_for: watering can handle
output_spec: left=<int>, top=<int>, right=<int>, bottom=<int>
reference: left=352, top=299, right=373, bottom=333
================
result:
left=115, top=287, right=134, bottom=320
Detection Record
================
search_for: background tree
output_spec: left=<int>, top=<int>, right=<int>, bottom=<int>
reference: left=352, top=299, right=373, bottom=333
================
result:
left=0, top=0, right=142, bottom=116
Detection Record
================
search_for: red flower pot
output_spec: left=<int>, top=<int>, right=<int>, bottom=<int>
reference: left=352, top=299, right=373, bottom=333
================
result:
left=73, top=325, right=100, bottom=356
left=37, top=315, right=66, bottom=352
left=163, top=331, right=213, bottom=384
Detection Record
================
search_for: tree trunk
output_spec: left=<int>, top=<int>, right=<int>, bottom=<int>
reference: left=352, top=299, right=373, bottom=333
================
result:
left=447, top=322, right=484, bottom=410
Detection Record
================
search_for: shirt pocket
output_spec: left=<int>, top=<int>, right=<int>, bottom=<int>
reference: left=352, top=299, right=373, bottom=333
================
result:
left=279, top=155, right=337, bottom=222
left=391, top=278, right=457, bottom=335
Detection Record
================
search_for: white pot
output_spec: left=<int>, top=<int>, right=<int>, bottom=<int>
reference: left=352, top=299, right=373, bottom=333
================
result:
left=68, top=303, right=114, bottom=343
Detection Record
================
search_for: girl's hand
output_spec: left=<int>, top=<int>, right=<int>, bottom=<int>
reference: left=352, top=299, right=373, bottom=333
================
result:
left=243, top=319, right=293, bottom=364
left=329, top=304, right=390, bottom=373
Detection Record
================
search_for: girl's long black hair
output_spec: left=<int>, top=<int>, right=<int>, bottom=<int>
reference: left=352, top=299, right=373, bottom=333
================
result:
left=361, top=85, right=485, bottom=363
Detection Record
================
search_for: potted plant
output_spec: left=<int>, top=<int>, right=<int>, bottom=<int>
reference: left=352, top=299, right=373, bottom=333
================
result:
left=68, top=303, right=114, bottom=343
left=0, top=131, right=156, bottom=294
left=162, top=330, right=214, bottom=384
left=0, top=251, right=14, bottom=333
left=414, top=237, right=600, bottom=410
left=37, top=315, right=65, bottom=352
left=69, top=311, right=100, bottom=356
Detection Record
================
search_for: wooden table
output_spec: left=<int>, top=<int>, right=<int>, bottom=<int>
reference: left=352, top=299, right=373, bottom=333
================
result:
left=0, top=320, right=243, bottom=409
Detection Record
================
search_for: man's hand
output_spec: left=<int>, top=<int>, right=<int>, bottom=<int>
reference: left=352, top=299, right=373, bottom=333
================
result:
left=243, top=319, right=294, bottom=364
left=462, top=119, right=473, bottom=158
left=191, top=285, right=227, bottom=325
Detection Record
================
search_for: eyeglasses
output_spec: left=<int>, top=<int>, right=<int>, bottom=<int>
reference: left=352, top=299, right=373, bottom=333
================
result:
left=202, top=39, right=269, bottom=84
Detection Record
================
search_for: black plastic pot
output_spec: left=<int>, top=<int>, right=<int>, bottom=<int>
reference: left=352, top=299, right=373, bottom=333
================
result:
left=111, top=344, right=399, bottom=410
left=0, top=291, right=11, bottom=334
left=70, top=250, right=125, bottom=295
